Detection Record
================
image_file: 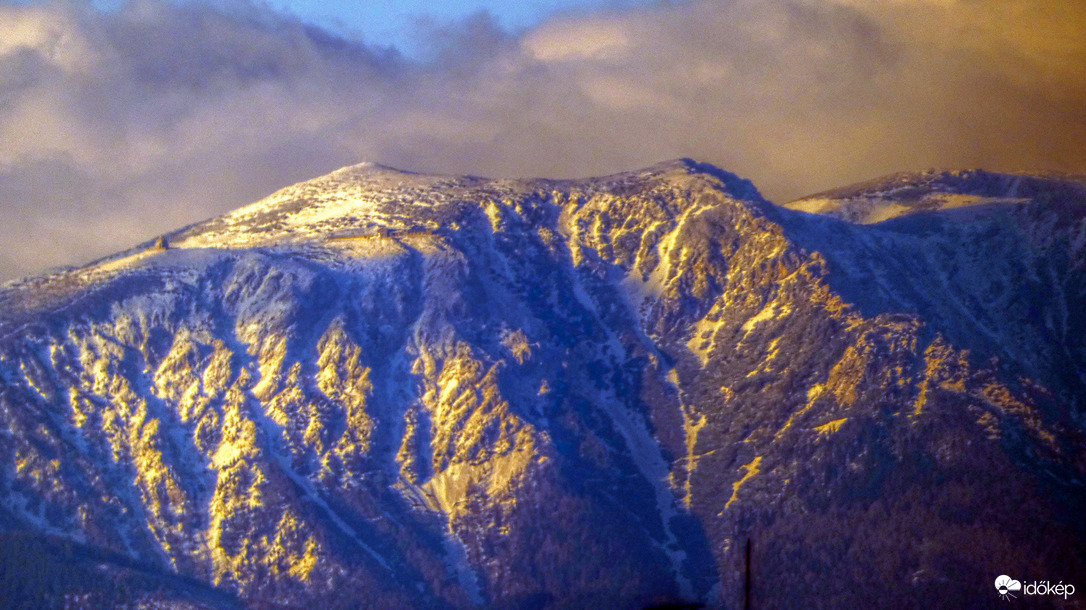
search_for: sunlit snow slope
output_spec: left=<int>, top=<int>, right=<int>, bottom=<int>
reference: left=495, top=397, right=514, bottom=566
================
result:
left=1, top=160, right=1084, bottom=608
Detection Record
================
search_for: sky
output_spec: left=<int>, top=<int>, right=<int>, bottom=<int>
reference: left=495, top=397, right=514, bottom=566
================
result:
left=0, top=0, right=1084, bottom=281
left=262, top=0, right=660, bottom=54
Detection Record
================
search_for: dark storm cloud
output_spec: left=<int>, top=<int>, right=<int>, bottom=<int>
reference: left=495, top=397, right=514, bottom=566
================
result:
left=1, top=0, right=1084, bottom=281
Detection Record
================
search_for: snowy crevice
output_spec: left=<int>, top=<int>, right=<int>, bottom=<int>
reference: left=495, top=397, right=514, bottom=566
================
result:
left=567, top=259, right=695, bottom=600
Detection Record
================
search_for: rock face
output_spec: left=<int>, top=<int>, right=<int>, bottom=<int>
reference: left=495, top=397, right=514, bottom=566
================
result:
left=0, top=160, right=1084, bottom=608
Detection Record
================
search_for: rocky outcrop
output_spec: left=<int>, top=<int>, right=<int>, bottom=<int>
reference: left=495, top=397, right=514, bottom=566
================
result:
left=1, top=160, right=1083, bottom=608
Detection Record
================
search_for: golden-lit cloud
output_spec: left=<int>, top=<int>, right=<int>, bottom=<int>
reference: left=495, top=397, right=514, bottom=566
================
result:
left=524, top=19, right=631, bottom=61
left=0, top=0, right=1084, bottom=280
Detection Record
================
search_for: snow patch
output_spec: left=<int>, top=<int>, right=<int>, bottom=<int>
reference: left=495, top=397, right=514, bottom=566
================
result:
left=725, top=456, right=762, bottom=510
left=815, top=418, right=848, bottom=435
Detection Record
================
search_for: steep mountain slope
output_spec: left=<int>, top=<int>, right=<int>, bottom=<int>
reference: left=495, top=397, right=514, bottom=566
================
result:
left=1, top=160, right=1084, bottom=608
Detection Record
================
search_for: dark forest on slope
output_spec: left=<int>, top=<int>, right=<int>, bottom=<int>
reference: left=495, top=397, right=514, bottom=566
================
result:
left=1, top=161, right=1084, bottom=608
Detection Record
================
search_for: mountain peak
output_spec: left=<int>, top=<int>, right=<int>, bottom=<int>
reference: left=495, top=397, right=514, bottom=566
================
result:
left=785, top=168, right=1086, bottom=224
left=352, top=160, right=404, bottom=171
left=332, top=160, right=430, bottom=178
left=151, top=159, right=767, bottom=251
left=1, top=159, right=1084, bottom=608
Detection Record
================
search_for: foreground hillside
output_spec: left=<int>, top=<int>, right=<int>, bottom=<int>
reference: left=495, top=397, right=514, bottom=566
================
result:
left=1, top=160, right=1084, bottom=608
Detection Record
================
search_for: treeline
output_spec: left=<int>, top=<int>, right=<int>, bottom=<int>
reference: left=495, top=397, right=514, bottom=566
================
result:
left=0, top=532, right=239, bottom=609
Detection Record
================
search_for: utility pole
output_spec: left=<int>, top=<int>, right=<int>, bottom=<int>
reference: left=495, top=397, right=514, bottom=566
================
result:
left=744, top=537, right=752, bottom=610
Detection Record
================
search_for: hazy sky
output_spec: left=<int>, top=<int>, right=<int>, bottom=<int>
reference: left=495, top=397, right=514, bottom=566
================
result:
left=263, top=0, right=660, bottom=53
left=1, top=0, right=1084, bottom=281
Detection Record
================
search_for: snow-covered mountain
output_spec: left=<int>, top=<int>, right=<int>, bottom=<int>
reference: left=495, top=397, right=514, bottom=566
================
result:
left=1, top=160, right=1084, bottom=608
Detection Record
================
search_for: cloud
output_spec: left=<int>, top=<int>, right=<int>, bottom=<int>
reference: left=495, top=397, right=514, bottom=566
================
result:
left=0, top=0, right=1084, bottom=281
left=524, top=18, right=631, bottom=61
left=994, top=574, right=1022, bottom=593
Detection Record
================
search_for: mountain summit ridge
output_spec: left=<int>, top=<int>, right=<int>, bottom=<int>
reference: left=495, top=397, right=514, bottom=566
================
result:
left=785, top=167, right=1086, bottom=225
left=1, top=160, right=1084, bottom=608
left=161, top=157, right=767, bottom=248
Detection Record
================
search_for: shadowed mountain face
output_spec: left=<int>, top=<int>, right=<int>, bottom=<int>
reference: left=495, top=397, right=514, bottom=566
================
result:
left=0, top=160, right=1083, bottom=608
